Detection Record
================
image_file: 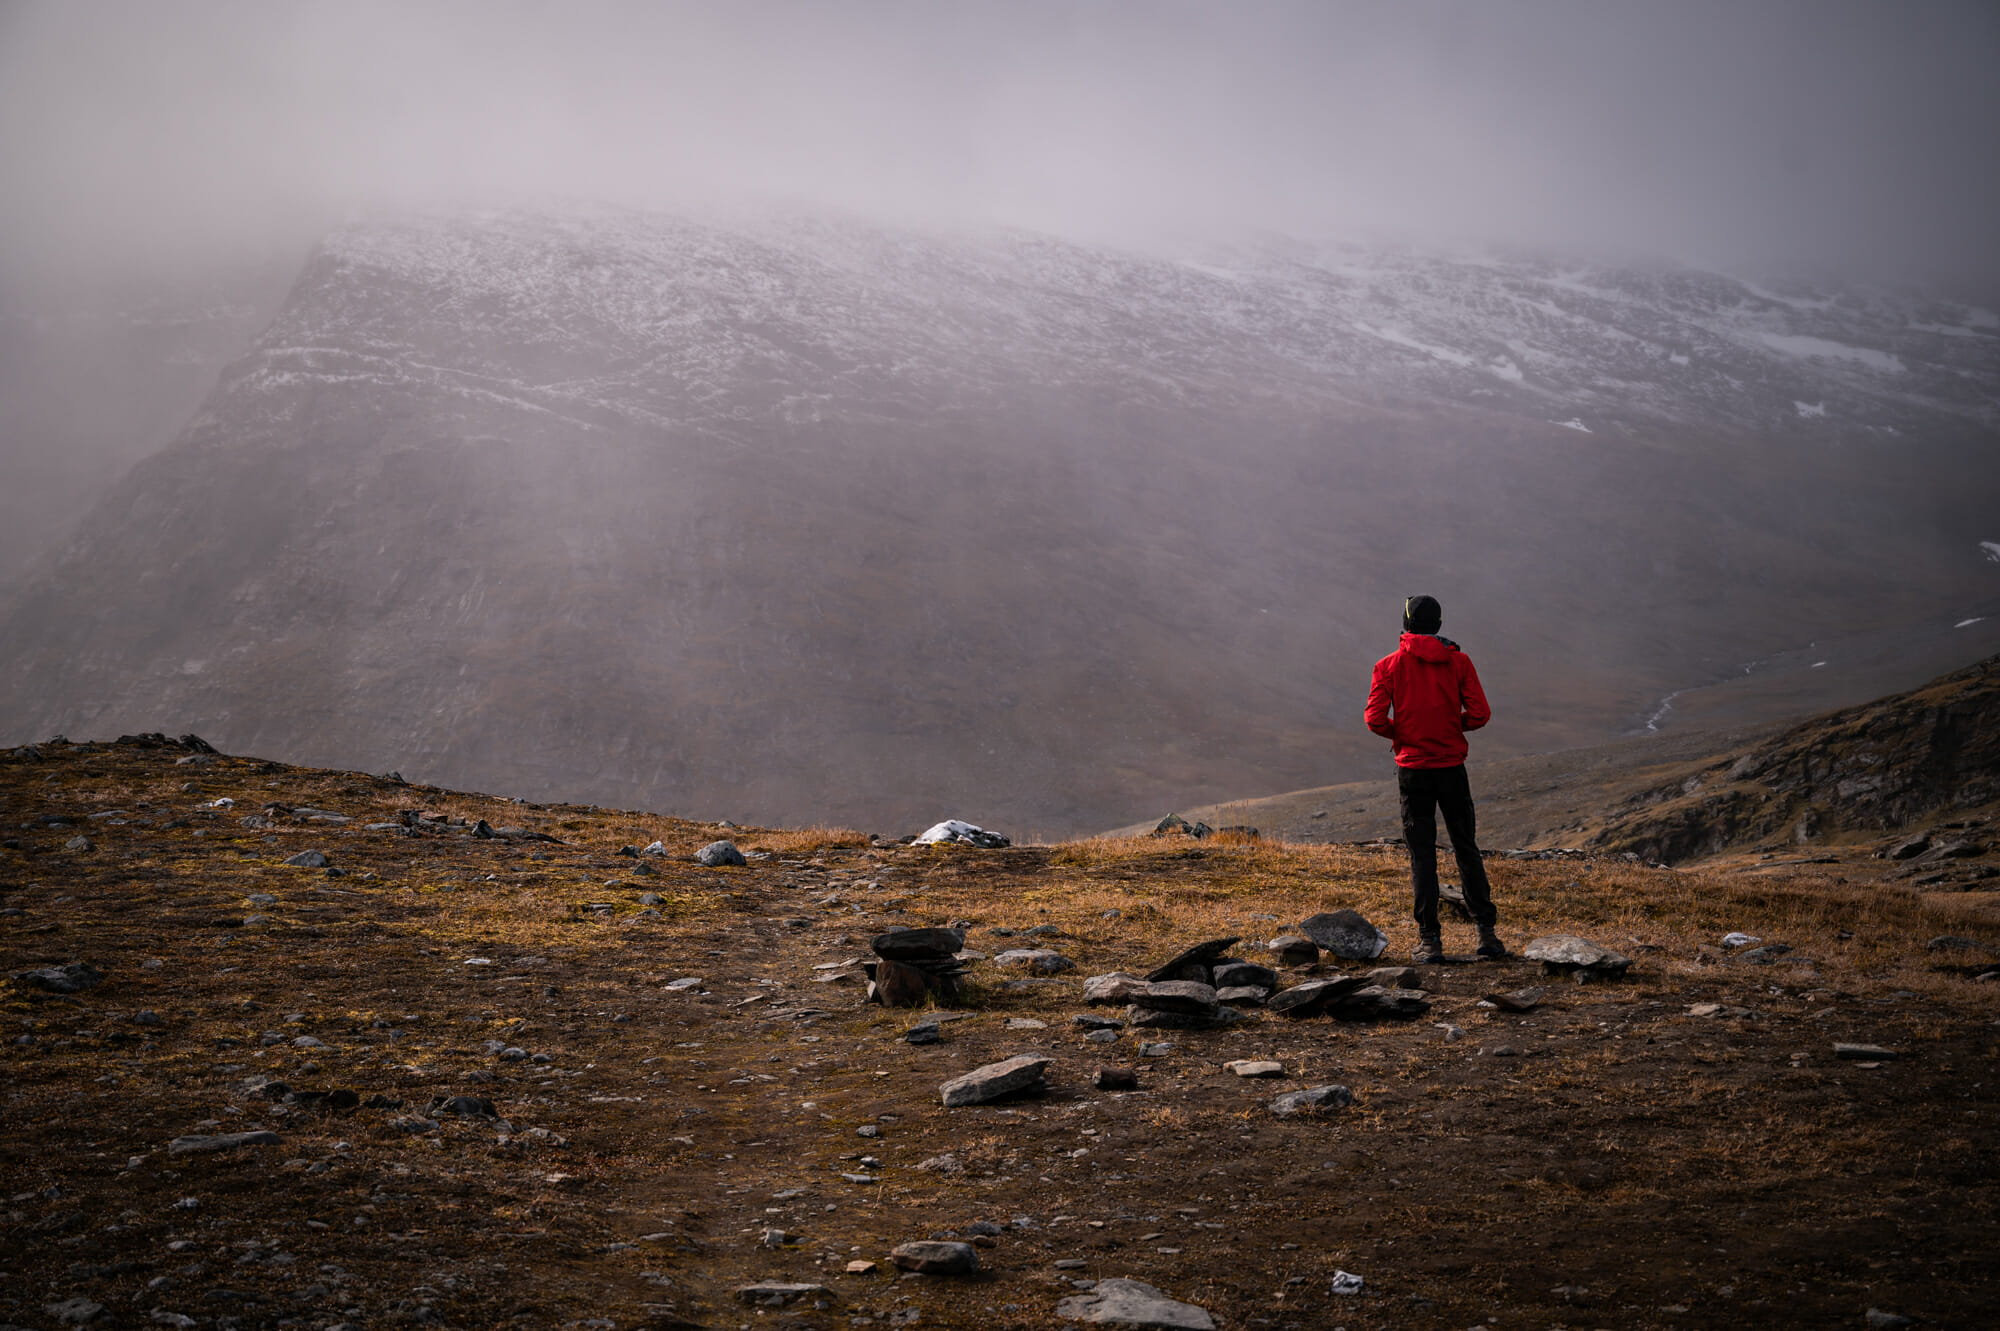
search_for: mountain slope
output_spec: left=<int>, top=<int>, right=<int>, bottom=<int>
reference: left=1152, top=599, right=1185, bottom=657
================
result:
left=1, top=209, right=1995, bottom=835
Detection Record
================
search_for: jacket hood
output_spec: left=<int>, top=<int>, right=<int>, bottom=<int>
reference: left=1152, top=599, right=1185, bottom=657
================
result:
left=1400, top=631, right=1458, bottom=663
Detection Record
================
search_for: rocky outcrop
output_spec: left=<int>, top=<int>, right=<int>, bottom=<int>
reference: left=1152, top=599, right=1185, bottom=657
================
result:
left=1589, top=656, right=2000, bottom=862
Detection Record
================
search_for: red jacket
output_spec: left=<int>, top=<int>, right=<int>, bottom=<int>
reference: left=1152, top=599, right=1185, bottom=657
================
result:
left=1365, top=633, right=1491, bottom=769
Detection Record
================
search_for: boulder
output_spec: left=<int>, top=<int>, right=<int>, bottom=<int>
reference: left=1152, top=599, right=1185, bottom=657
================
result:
left=695, top=840, right=746, bottom=867
left=940, top=1055, right=1049, bottom=1107
left=283, top=849, right=329, bottom=868
left=1299, top=909, right=1389, bottom=960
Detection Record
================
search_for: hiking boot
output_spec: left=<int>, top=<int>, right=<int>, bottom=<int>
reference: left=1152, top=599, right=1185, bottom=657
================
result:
left=1475, top=928, right=1509, bottom=960
left=1412, top=934, right=1446, bottom=964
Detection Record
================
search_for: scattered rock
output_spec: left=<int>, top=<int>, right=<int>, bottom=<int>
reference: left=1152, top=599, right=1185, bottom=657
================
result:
left=1211, top=960, right=1277, bottom=989
left=1927, top=935, right=1986, bottom=953
left=1128, top=980, right=1220, bottom=1015
left=1225, top=1059, right=1284, bottom=1078
left=428, top=1095, right=497, bottom=1118
left=1482, top=987, right=1545, bottom=1013
left=1267, top=935, right=1320, bottom=966
left=1152, top=814, right=1213, bottom=840
left=845, top=1258, right=879, bottom=1273
left=1886, top=834, right=1931, bottom=860
left=1266, top=976, right=1369, bottom=1016
left=167, top=1131, right=283, bottom=1155
left=1834, top=1043, right=1900, bottom=1061
left=663, top=977, right=703, bottom=991
left=1092, top=1066, right=1139, bottom=1090
left=1127, top=1004, right=1247, bottom=1030
left=1072, top=1013, right=1125, bottom=1030
left=940, top=1055, right=1049, bottom=1107
left=63, top=835, right=93, bottom=852
left=1215, top=985, right=1269, bottom=1006
left=695, top=840, right=747, bottom=867
left=1299, top=909, right=1389, bottom=960
left=915, top=820, right=1010, bottom=848
left=1083, top=972, right=1151, bottom=1005
left=994, top=948, right=1075, bottom=974
left=905, top=1021, right=942, bottom=1046
left=1054, top=1277, right=1216, bottom=1329
left=1268, top=1085, right=1354, bottom=1118
left=915, top=1154, right=963, bottom=1174
left=1144, top=937, right=1239, bottom=983
left=734, top=1283, right=830, bottom=1307
left=1005, top=1017, right=1047, bottom=1030
left=873, top=927, right=968, bottom=960
left=13, top=961, right=105, bottom=994
left=283, top=849, right=330, bottom=868
left=43, top=1298, right=105, bottom=1325
left=1865, top=1309, right=1916, bottom=1329
left=891, top=1240, right=979, bottom=1274
left=1366, top=966, right=1425, bottom=990
left=1329, top=1269, right=1365, bottom=1295
left=1522, top=935, right=1633, bottom=979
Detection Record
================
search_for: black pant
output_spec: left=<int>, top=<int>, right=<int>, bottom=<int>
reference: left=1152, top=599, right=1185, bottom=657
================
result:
left=1397, top=763, right=1496, bottom=937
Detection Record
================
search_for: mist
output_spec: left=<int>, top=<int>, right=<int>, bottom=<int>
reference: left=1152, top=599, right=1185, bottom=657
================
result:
left=3, top=0, right=1998, bottom=294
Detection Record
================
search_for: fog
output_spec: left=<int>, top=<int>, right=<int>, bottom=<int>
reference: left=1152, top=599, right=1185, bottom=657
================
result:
left=3, top=0, right=1998, bottom=294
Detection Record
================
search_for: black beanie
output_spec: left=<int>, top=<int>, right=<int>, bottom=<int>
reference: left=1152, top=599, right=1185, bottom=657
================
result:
left=1403, top=595, right=1442, bottom=635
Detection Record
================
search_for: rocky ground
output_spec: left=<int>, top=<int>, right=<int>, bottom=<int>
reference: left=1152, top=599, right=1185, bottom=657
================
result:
left=4, top=736, right=1999, bottom=1330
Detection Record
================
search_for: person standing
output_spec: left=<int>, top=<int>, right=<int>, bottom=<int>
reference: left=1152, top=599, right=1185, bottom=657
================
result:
left=1364, top=595, right=1507, bottom=963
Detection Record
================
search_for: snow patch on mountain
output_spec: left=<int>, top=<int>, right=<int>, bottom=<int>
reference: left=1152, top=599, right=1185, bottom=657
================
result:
left=1758, top=333, right=1905, bottom=373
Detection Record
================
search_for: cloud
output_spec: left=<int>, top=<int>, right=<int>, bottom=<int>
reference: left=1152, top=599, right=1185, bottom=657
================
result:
left=1, top=0, right=1996, bottom=288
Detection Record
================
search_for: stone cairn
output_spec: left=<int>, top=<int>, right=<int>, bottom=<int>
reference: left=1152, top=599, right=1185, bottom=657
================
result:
left=1083, top=927, right=1431, bottom=1025
left=865, top=928, right=970, bottom=1007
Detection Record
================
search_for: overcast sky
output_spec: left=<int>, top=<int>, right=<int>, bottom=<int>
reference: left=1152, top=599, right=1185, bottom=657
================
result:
left=2, top=0, right=1997, bottom=292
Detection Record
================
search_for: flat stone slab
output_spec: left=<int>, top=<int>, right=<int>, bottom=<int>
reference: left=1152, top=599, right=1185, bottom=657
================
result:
left=282, top=850, right=329, bottom=868
left=1143, top=938, right=1240, bottom=983
left=1266, top=975, right=1369, bottom=1016
left=940, top=1055, right=1049, bottom=1107
left=167, top=1130, right=283, bottom=1155
left=1055, top=1277, right=1217, bottom=1329
left=1483, top=986, right=1545, bottom=1012
left=1834, top=1043, right=1901, bottom=1060
left=1522, top=934, right=1633, bottom=974
left=1225, top=1059, right=1284, bottom=1077
left=1129, top=980, right=1220, bottom=1015
left=1269, top=1084, right=1354, bottom=1118
left=1366, top=966, right=1426, bottom=990
left=872, top=927, right=967, bottom=960
left=1212, top=960, right=1277, bottom=989
left=994, top=949, right=1076, bottom=974
left=1299, top=909, right=1389, bottom=960
left=735, top=1282, right=830, bottom=1306
left=1084, top=972, right=1150, bottom=1005
left=891, top=1240, right=978, bottom=1274
left=1127, top=1004, right=1246, bottom=1030
left=1215, top=985, right=1269, bottom=1006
